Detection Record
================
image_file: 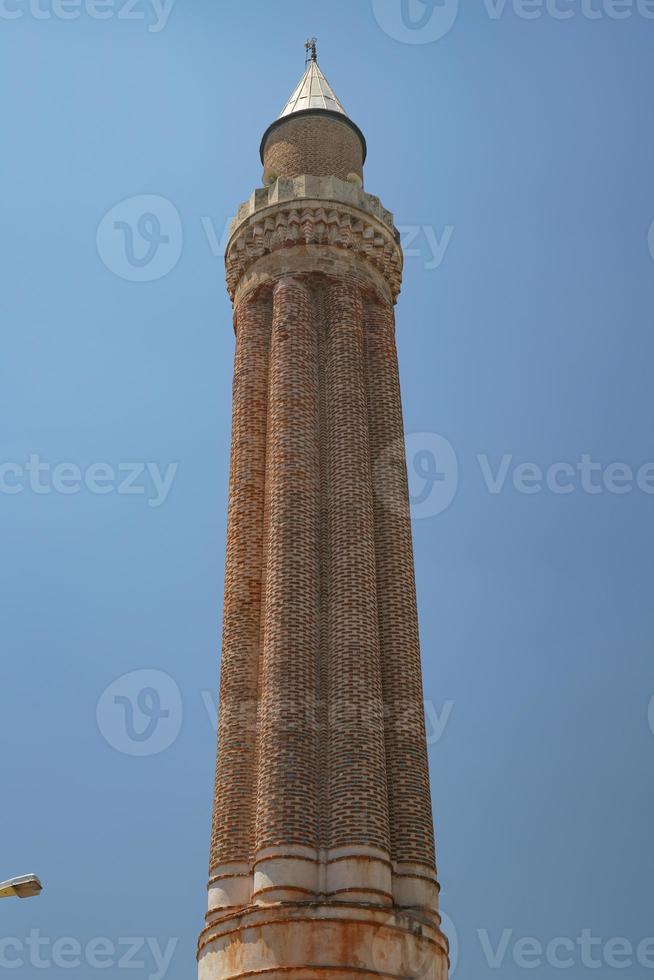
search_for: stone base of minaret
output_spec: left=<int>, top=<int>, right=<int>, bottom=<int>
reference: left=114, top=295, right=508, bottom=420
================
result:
left=198, top=903, right=449, bottom=980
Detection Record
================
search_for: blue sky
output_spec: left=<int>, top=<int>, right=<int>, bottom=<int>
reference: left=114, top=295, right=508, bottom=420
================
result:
left=2, top=1, right=654, bottom=977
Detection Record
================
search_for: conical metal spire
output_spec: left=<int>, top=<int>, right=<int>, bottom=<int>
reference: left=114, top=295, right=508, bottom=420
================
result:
left=260, top=42, right=367, bottom=166
left=278, top=60, right=348, bottom=120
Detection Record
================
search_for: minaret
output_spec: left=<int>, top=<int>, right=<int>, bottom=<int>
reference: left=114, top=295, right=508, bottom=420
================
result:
left=198, top=44, right=449, bottom=980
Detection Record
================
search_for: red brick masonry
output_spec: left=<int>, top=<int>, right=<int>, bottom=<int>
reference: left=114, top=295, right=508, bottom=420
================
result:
left=200, top=112, right=448, bottom=980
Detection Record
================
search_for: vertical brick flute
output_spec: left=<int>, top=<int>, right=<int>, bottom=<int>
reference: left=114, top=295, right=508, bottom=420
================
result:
left=198, top=47, right=449, bottom=980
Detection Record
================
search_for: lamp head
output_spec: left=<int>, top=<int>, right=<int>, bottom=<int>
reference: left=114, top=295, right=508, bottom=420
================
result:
left=0, top=875, right=43, bottom=899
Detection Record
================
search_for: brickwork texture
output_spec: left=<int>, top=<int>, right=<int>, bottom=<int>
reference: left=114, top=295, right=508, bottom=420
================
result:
left=262, top=114, right=364, bottom=183
left=199, top=59, right=448, bottom=980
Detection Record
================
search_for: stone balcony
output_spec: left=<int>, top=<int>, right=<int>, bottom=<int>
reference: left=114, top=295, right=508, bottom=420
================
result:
left=230, top=174, right=398, bottom=240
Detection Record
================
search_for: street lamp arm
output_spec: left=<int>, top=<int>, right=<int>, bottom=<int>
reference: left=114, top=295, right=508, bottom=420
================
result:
left=0, top=875, right=43, bottom=899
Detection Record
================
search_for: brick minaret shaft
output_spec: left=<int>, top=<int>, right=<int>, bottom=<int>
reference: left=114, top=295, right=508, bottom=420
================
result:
left=198, top=50, right=449, bottom=980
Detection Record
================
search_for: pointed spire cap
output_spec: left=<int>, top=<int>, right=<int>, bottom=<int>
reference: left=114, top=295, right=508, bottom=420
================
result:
left=260, top=48, right=367, bottom=165
left=278, top=61, right=348, bottom=119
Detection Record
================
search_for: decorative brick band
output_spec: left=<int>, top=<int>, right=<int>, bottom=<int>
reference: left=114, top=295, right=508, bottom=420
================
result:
left=230, top=245, right=397, bottom=312
left=226, top=176, right=403, bottom=304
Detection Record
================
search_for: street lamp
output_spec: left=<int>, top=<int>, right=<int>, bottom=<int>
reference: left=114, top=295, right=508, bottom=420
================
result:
left=0, top=875, right=43, bottom=900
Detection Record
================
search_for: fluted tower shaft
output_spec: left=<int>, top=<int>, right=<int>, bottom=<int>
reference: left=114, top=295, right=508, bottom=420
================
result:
left=199, top=53, right=448, bottom=980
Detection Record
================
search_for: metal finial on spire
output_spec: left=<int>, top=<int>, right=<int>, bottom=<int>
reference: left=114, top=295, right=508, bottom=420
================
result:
left=305, top=37, right=317, bottom=65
